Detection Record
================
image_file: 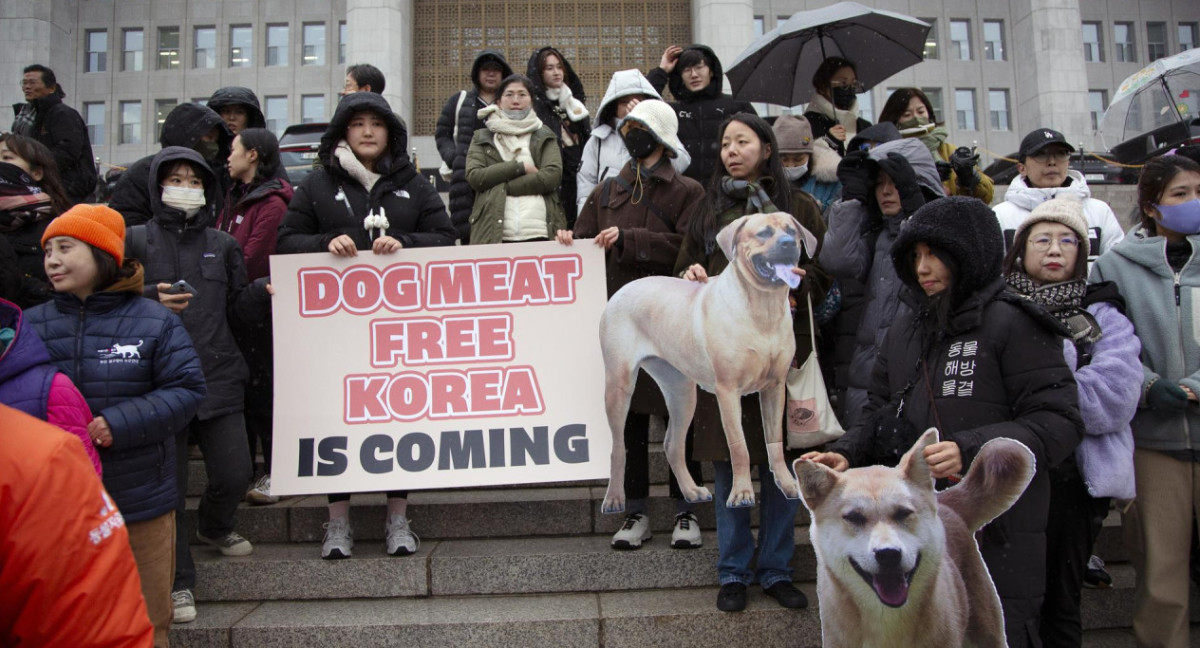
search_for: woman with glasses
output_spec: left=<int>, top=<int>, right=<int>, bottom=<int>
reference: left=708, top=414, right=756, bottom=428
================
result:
left=802, top=57, right=872, bottom=157
left=1003, top=197, right=1141, bottom=647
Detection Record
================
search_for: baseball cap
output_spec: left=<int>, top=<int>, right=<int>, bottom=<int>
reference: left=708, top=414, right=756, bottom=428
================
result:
left=1018, top=128, right=1076, bottom=161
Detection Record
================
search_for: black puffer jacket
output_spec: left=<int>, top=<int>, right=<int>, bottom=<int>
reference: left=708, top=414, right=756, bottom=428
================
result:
left=527, top=47, right=591, bottom=229
left=110, top=103, right=232, bottom=226
left=205, top=86, right=266, bottom=129
left=435, top=50, right=514, bottom=242
left=11, top=91, right=97, bottom=203
left=277, top=92, right=456, bottom=253
left=135, top=147, right=270, bottom=421
left=647, top=44, right=756, bottom=186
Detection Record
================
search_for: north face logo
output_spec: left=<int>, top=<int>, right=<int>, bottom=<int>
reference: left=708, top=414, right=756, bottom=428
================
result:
left=98, top=340, right=143, bottom=360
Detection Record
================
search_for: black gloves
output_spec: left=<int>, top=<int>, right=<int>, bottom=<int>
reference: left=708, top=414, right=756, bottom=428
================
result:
left=949, top=146, right=980, bottom=189
left=876, top=153, right=925, bottom=215
left=1147, top=379, right=1190, bottom=412
left=836, top=150, right=875, bottom=203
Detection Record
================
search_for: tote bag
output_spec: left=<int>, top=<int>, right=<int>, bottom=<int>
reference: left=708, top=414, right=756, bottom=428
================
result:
left=786, top=293, right=845, bottom=449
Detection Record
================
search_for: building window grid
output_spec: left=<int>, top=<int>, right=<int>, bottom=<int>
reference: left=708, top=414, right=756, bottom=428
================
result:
left=1147, top=22, right=1167, bottom=62
left=122, top=29, right=143, bottom=72
left=983, top=20, right=1005, bottom=61
left=264, top=96, right=288, bottom=136
left=119, top=101, right=141, bottom=145
left=1088, top=90, right=1109, bottom=132
left=303, top=23, right=326, bottom=66
left=230, top=25, right=253, bottom=68
left=1182, top=23, right=1199, bottom=53
left=1114, top=22, right=1136, bottom=63
left=301, top=95, right=326, bottom=124
left=157, top=27, right=180, bottom=70
left=922, top=88, right=944, bottom=121
left=338, top=22, right=347, bottom=64
left=86, top=30, right=108, bottom=73
left=922, top=19, right=939, bottom=60
left=955, top=89, right=977, bottom=131
left=857, top=91, right=874, bottom=123
left=1082, top=22, right=1104, bottom=62
left=267, top=24, right=289, bottom=67
left=949, top=20, right=971, bottom=61
left=84, top=102, right=105, bottom=146
left=194, top=27, right=217, bottom=69
left=988, top=89, right=1010, bottom=131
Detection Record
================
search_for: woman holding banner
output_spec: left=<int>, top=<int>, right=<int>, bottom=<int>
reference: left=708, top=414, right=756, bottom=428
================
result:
left=277, top=91, right=455, bottom=560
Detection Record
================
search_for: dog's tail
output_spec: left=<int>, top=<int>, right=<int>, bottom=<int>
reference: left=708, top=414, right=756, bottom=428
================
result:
left=938, top=438, right=1035, bottom=532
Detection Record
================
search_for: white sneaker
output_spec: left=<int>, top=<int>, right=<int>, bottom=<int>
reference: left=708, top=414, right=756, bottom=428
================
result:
left=671, top=512, right=702, bottom=549
left=385, top=515, right=419, bottom=556
left=196, top=530, right=254, bottom=557
left=321, top=517, right=354, bottom=559
left=611, top=513, right=651, bottom=550
left=245, top=473, right=279, bottom=505
left=171, top=589, right=196, bottom=624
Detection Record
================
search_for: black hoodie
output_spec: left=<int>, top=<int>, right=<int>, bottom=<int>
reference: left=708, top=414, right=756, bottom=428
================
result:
left=205, top=86, right=267, bottom=130
left=527, top=47, right=591, bottom=227
left=110, top=103, right=233, bottom=226
left=646, top=44, right=756, bottom=186
left=277, top=92, right=456, bottom=254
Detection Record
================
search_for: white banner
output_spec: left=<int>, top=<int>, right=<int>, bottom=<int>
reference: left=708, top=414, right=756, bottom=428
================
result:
left=268, top=241, right=611, bottom=495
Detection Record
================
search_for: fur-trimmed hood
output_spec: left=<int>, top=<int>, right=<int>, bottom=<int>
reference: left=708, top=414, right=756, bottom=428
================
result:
left=809, top=138, right=841, bottom=183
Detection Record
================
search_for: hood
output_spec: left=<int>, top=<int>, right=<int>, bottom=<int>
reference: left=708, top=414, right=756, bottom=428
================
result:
left=847, top=122, right=901, bottom=153
left=206, top=86, right=267, bottom=129
left=471, top=50, right=514, bottom=90
left=870, top=138, right=945, bottom=199
left=238, top=177, right=294, bottom=208
left=1003, top=170, right=1093, bottom=212
left=808, top=138, right=841, bottom=183
left=148, top=146, right=219, bottom=230
left=319, top=92, right=413, bottom=179
left=594, top=69, right=664, bottom=129
left=1107, top=224, right=1192, bottom=279
left=891, top=196, right=1004, bottom=307
left=667, top=44, right=725, bottom=102
left=527, top=47, right=587, bottom=102
left=0, top=297, right=52, bottom=385
left=160, top=103, right=233, bottom=163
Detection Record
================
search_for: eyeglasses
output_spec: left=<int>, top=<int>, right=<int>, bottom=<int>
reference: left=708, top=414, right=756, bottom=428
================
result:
left=681, top=62, right=709, bottom=75
left=1029, top=149, right=1071, bottom=163
left=830, top=80, right=865, bottom=93
left=1030, top=235, right=1080, bottom=251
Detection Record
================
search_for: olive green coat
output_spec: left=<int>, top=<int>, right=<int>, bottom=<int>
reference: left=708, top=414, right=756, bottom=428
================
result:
left=465, top=125, right=566, bottom=244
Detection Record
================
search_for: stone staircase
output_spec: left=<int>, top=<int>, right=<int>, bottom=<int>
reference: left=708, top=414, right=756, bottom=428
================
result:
left=171, top=430, right=1192, bottom=647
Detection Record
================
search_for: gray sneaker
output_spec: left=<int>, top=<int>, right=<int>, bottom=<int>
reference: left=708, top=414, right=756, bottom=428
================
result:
left=196, top=530, right=253, bottom=557
left=322, top=517, right=354, bottom=559
left=245, top=473, right=279, bottom=505
left=385, top=515, right=419, bottom=556
left=171, top=589, right=196, bottom=624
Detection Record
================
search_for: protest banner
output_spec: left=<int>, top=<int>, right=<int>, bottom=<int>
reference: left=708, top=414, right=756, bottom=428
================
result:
left=268, top=241, right=610, bottom=495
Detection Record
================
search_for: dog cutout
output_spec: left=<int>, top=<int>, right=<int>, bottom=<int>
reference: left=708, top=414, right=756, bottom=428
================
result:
left=600, top=212, right=817, bottom=512
left=794, top=429, right=1035, bottom=648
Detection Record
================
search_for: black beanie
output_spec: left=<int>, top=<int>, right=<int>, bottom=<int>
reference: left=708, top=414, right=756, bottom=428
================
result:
left=891, top=196, right=1004, bottom=304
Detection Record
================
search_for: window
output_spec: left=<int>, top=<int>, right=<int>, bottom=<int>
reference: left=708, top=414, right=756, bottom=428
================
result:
left=119, top=101, right=141, bottom=145
left=983, top=20, right=1005, bottom=61
left=122, top=29, right=143, bottom=72
left=1088, top=90, right=1108, bottom=131
left=949, top=20, right=971, bottom=61
left=1182, top=23, right=1199, bottom=53
left=857, top=91, right=874, bottom=123
left=338, top=22, right=347, bottom=65
left=921, top=19, right=939, bottom=59
left=85, top=30, right=107, bottom=73
left=988, top=89, right=1010, bottom=131
left=157, top=27, right=180, bottom=70
left=194, top=27, right=216, bottom=69
left=1114, top=22, right=1136, bottom=63
left=264, top=96, right=287, bottom=136
left=1082, top=22, right=1104, bottom=62
left=301, top=95, right=325, bottom=123
left=155, top=99, right=178, bottom=134
left=922, top=88, right=944, bottom=120
left=955, top=89, right=977, bottom=131
left=84, top=102, right=105, bottom=146
left=302, top=23, right=326, bottom=66
left=230, top=25, right=252, bottom=67
left=1147, top=22, right=1167, bottom=61
left=267, top=24, right=289, bottom=67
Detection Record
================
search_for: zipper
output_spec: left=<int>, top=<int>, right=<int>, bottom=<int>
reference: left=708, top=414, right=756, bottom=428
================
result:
left=1176, top=266, right=1192, bottom=450
left=75, top=306, right=85, bottom=379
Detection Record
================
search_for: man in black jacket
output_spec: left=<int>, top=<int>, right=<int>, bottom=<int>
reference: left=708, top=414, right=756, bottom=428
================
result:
left=11, top=65, right=97, bottom=204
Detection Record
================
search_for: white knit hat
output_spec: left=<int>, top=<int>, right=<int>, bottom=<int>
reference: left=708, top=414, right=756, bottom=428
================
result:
left=620, top=99, right=684, bottom=159
left=1017, top=195, right=1090, bottom=260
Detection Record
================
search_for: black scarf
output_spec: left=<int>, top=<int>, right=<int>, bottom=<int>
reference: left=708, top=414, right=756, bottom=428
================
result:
left=1005, top=271, right=1101, bottom=344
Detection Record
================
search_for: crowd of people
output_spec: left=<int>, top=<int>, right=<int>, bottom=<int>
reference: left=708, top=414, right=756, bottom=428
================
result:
left=2, top=45, right=1199, bottom=648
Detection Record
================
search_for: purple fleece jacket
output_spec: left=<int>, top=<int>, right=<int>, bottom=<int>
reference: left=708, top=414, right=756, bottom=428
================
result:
left=1062, top=301, right=1140, bottom=499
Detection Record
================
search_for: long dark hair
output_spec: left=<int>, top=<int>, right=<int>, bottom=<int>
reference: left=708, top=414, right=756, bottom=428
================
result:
left=0, top=133, right=71, bottom=214
left=1002, top=226, right=1089, bottom=280
left=235, top=128, right=281, bottom=184
left=91, top=246, right=136, bottom=290
left=878, top=87, right=943, bottom=126
left=1138, top=154, right=1200, bottom=233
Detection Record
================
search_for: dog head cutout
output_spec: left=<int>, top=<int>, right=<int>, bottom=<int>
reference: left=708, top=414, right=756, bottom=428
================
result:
left=715, top=212, right=817, bottom=289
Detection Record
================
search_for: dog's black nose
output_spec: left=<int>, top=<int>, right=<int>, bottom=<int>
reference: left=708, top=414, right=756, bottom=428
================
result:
left=875, top=548, right=902, bottom=569
left=777, top=234, right=797, bottom=249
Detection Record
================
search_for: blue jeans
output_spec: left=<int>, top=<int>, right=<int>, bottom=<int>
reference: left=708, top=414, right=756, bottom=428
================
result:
left=712, top=460, right=799, bottom=588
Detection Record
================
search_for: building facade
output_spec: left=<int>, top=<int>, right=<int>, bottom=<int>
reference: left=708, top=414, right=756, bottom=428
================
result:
left=2, top=0, right=1196, bottom=172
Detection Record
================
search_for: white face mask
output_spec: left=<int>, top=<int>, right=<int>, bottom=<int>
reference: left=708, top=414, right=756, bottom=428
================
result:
left=161, top=185, right=206, bottom=218
left=784, top=165, right=809, bottom=182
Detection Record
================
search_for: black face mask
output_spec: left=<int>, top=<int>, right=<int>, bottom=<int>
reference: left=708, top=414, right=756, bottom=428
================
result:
left=622, top=128, right=658, bottom=160
left=832, top=86, right=858, bottom=110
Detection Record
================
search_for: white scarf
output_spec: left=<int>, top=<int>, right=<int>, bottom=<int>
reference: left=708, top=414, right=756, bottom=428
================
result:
left=480, top=105, right=543, bottom=164
left=545, top=85, right=589, bottom=123
left=808, top=93, right=860, bottom=144
left=334, top=140, right=381, bottom=192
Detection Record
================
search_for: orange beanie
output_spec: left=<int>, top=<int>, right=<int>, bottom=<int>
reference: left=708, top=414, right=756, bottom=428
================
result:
left=41, top=204, right=127, bottom=266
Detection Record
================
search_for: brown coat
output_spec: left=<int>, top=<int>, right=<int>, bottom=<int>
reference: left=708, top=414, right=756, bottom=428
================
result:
left=674, top=185, right=831, bottom=464
left=576, top=159, right=705, bottom=415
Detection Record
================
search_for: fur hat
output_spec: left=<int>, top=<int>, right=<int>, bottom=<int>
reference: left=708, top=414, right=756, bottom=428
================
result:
left=891, top=196, right=1004, bottom=305
left=773, top=114, right=814, bottom=154
left=1015, top=196, right=1090, bottom=260
left=42, top=204, right=126, bottom=265
left=621, top=99, right=684, bottom=159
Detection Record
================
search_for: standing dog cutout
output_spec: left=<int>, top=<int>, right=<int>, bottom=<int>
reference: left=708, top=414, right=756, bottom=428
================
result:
left=599, top=212, right=817, bottom=512
left=794, top=429, right=1035, bottom=648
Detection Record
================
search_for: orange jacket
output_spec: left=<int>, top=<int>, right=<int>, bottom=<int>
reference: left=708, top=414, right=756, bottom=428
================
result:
left=0, top=404, right=153, bottom=647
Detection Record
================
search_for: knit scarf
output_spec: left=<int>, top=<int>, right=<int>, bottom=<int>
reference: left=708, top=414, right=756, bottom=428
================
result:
left=480, top=105, right=543, bottom=163
left=1005, top=271, right=1101, bottom=344
left=0, top=162, right=53, bottom=232
left=11, top=103, right=36, bottom=136
left=899, top=119, right=950, bottom=157
left=808, top=93, right=860, bottom=143
left=720, top=177, right=777, bottom=215
left=334, top=139, right=381, bottom=192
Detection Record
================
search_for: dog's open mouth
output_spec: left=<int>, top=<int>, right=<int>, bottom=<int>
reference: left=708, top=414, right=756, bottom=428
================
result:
left=849, top=553, right=921, bottom=608
left=751, top=254, right=801, bottom=288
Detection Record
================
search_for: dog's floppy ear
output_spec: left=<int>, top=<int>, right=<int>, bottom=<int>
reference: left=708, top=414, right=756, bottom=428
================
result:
left=898, top=428, right=939, bottom=490
left=716, top=215, right=750, bottom=263
left=793, top=458, right=842, bottom=511
left=786, top=213, right=820, bottom=260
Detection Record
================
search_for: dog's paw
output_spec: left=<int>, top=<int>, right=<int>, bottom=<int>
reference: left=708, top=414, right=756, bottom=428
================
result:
left=601, top=496, right=626, bottom=515
left=727, top=489, right=756, bottom=508
left=775, top=474, right=801, bottom=500
left=681, top=486, right=713, bottom=504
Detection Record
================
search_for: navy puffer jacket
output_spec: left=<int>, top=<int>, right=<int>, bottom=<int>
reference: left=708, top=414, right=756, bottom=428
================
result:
left=26, top=264, right=206, bottom=522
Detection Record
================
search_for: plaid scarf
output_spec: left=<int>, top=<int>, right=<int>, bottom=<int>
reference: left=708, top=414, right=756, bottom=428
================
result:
left=1005, top=271, right=1101, bottom=344
left=10, top=103, right=36, bottom=136
left=0, top=161, right=53, bottom=232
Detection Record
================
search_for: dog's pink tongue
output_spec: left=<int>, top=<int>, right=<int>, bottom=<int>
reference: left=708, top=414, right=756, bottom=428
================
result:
left=774, top=264, right=801, bottom=288
left=872, top=573, right=910, bottom=607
